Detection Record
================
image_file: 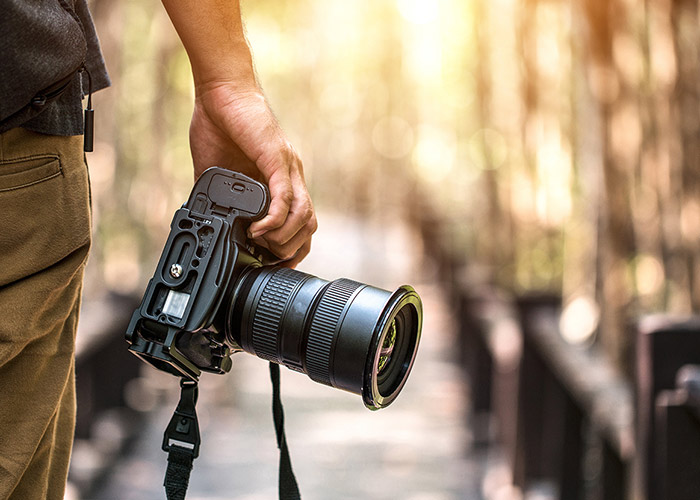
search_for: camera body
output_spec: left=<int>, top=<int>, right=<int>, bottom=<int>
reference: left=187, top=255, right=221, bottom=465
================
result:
left=127, top=167, right=423, bottom=410
left=126, top=167, right=267, bottom=380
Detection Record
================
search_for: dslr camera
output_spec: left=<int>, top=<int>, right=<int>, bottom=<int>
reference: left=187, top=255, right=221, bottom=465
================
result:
left=126, top=167, right=422, bottom=409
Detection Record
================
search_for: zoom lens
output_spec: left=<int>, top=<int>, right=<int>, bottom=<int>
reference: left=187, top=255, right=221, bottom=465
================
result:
left=227, top=267, right=422, bottom=410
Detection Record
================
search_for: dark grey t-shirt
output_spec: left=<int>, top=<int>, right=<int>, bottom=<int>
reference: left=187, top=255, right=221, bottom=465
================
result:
left=0, top=0, right=110, bottom=136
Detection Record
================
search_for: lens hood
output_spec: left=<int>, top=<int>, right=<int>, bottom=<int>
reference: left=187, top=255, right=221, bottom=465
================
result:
left=362, top=285, right=422, bottom=410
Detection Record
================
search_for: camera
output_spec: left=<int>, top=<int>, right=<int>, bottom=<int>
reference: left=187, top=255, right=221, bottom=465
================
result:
left=126, top=167, right=423, bottom=410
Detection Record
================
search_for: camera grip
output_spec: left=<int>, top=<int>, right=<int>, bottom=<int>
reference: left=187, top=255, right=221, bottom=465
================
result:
left=187, top=167, right=270, bottom=224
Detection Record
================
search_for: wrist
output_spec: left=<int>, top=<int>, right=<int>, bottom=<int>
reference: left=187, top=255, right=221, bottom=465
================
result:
left=192, top=78, right=264, bottom=110
left=160, top=0, right=258, bottom=94
left=190, top=41, right=259, bottom=95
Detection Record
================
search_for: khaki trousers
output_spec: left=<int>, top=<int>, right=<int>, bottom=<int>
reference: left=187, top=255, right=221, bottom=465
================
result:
left=0, top=128, right=91, bottom=499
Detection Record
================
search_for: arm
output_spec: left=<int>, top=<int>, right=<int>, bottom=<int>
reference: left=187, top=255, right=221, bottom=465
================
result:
left=161, top=0, right=316, bottom=267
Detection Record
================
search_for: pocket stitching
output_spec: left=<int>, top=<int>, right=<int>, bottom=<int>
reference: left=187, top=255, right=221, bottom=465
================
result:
left=0, top=154, right=63, bottom=193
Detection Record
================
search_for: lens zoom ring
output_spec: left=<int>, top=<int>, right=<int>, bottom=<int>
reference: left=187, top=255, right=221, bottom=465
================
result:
left=305, top=279, right=363, bottom=385
left=251, top=268, right=303, bottom=361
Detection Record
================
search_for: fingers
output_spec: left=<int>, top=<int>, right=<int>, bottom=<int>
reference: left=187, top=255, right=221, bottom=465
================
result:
left=248, top=167, right=294, bottom=238
left=247, top=146, right=317, bottom=264
left=252, top=207, right=317, bottom=262
left=250, top=176, right=317, bottom=262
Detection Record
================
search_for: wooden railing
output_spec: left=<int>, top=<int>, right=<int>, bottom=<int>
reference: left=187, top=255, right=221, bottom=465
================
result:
left=411, top=206, right=700, bottom=500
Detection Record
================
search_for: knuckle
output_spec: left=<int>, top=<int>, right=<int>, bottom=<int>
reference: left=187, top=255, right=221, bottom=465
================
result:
left=282, top=145, right=295, bottom=164
left=263, top=232, right=284, bottom=247
left=300, top=201, right=315, bottom=224
left=277, top=186, right=294, bottom=207
left=307, top=214, right=318, bottom=235
left=276, top=246, right=297, bottom=261
left=282, top=141, right=300, bottom=163
left=300, top=220, right=317, bottom=241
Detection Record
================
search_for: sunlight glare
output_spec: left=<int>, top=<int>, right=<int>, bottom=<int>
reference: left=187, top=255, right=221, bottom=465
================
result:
left=397, top=0, right=440, bottom=25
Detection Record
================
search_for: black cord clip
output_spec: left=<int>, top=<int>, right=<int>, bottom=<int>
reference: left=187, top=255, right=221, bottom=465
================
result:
left=163, top=378, right=201, bottom=458
left=162, top=379, right=201, bottom=500
left=81, top=65, right=94, bottom=152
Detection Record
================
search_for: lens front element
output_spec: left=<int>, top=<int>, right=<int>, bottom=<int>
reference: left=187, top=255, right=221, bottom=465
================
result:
left=363, top=286, right=422, bottom=409
left=377, top=320, right=397, bottom=374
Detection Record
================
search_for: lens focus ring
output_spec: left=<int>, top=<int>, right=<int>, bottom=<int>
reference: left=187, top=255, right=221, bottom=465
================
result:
left=305, top=279, right=363, bottom=386
left=250, top=268, right=304, bottom=361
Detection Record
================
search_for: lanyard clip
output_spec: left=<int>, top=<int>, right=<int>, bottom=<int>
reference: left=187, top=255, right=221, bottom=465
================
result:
left=162, top=379, right=201, bottom=459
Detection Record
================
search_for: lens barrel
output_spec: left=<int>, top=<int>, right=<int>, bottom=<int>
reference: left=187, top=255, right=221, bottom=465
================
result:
left=227, top=267, right=422, bottom=410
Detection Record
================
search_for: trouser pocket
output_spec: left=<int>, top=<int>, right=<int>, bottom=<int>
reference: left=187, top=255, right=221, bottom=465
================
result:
left=0, top=129, right=91, bottom=288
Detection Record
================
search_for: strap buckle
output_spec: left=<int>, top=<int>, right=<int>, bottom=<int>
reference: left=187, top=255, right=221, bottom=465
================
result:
left=163, top=378, right=201, bottom=459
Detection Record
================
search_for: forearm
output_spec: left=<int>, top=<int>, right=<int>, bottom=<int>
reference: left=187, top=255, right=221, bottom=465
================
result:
left=163, top=0, right=317, bottom=262
left=160, top=0, right=257, bottom=91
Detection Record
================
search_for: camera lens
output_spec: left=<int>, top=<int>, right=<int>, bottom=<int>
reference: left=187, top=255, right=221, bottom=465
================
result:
left=227, top=267, right=422, bottom=410
left=365, top=291, right=421, bottom=408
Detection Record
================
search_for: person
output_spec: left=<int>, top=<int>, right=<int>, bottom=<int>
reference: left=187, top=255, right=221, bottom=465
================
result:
left=0, top=0, right=317, bottom=498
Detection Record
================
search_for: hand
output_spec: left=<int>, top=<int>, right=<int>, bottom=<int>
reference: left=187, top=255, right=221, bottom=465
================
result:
left=189, top=82, right=317, bottom=268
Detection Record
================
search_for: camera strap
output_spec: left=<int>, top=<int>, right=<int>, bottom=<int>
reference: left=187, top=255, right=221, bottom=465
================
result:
left=163, top=362, right=301, bottom=500
left=269, top=362, right=302, bottom=500
left=162, top=379, right=200, bottom=500
left=160, top=367, right=300, bottom=500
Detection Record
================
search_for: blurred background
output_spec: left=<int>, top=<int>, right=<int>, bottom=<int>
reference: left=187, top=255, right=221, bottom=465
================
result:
left=69, top=0, right=700, bottom=499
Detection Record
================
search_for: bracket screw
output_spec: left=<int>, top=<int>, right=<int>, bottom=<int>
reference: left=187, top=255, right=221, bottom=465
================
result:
left=170, top=263, right=183, bottom=278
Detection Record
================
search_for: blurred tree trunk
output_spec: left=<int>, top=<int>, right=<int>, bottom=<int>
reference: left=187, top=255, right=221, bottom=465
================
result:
left=473, top=0, right=515, bottom=285
left=670, top=0, right=700, bottom=309
left=582, top=0, right=638, bottom=365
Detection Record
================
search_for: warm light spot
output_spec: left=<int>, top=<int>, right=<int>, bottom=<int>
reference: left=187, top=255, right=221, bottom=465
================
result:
left=535, top=142, right=572, bottom=226
left=536, top=30, right=560, bottom=78
left=403, top=29, right=443, bottom=83
left=560, top=295, right=599, bottom=344
left=397, top=0, right=440, bottom=25
left=649, top=16, right=677, bottom=90
left=412, top=124, right=456, bottom=181
left=635, top=254, right=665, bottom=296
left=610, top=103, right=641, bottom=164
left=614, top=32, right=641, bottom=85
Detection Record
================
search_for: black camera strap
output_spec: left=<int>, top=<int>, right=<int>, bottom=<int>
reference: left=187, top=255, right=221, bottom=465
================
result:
left=162, top=379, right=200, bottom=500
left=160, top=367, right=301, bottom=500
left=269, top=362, right=302, bottom=500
